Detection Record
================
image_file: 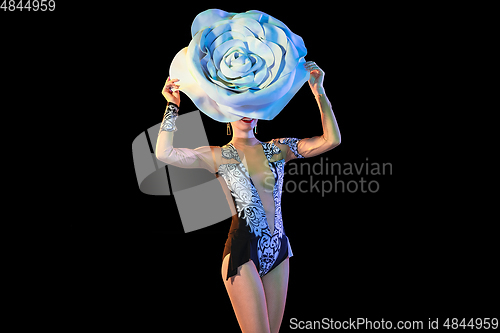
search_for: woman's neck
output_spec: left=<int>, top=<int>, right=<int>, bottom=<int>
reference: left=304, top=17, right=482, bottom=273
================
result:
left=231, top=132, right=259, bottom=147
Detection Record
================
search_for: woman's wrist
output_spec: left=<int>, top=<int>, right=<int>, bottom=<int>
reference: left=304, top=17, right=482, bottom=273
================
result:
left=314, top=90, right=326, bottom=98
left=314, top=89, right=330, bottom=114
left=313, top=88, right=325, bottom=97
left=169, top=101, right=180, bottom=109
left=158, top=103, right=179, bottom=134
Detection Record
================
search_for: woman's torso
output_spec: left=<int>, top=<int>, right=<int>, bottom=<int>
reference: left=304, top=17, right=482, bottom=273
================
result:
left=217, top=138, right=303, bottom=279
left=233, top=142, right=276, bottom=233
left=217, top=140, right=286, bottom=237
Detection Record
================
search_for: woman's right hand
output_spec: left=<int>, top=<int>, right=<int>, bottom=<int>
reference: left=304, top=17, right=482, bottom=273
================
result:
left=162, top=77, right=181, bottom=106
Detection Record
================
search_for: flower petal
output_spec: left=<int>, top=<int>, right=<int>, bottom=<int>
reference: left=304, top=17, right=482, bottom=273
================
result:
left=208, top=30, right=248, bottom=55
left=249, top=54, right=265, bottom=74
left=212, top=39, right=247, bottom=71
left=246, top=10, right=307, bottom=57
left=173, top=9, right=309, bottom=122
left=170, top=47, right=242, bottom=122
left=258, top=40, right=282, bottom=89
left=231, top=17, right=264, bottom=39
left=205, top=54, right=217, bottom=79
left=245, top=36, right=274, bottom=68
left=219, top=54, right=240, bottom=78
left=217, top=58, right=309, bottom=120
left=262, top=23, right=288, bottom=49
left=205, top=21, right=255, bottom=49
left=278, top=37, right=300, bottom=78
left=228, top=52, right=252, bottom=74
left=231, top=73, right=256, bottom=86
left=253, top=67, right=270, bottom=87
left=191, top=9, right=236, bottom=37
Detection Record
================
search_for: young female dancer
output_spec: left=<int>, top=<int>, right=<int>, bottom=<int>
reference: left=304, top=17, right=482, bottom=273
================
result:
left=156, top=61, right=340, bottom=333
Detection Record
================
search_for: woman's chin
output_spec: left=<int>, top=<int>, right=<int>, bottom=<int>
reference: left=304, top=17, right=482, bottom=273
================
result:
left=231, top=118, right=257, bottom=132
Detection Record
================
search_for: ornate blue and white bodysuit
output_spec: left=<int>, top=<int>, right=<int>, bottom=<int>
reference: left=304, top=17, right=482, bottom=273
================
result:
left=219, top=139, right=304, bottom=280
left=156, top=103, right=306, bottom=280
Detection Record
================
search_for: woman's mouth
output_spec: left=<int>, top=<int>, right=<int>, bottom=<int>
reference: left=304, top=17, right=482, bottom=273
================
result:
left=241, top=117, right=254, bottom=123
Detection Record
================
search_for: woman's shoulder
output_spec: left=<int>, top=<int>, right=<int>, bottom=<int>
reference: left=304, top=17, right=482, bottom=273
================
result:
left=272, top=137, right=301, bottom=144
left=269, top=138, right=304, bottom=160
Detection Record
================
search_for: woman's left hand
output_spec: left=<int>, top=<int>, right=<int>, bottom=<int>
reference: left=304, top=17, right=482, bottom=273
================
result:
left=305, top=61, right=325, bottom=96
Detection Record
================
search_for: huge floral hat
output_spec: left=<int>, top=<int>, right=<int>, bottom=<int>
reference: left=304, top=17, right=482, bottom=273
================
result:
left=170, top=9, right=309, bottom=122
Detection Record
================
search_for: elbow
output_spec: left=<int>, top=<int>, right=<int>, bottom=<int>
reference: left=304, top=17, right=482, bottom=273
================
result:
left=324, top=135, right=341, bottom=150
left=156, top=148, right=173, bottom=164
left=329, top=139, right=340, bottom=149
left=330, top=131, right=341, bottom=148
left=156, top=152, right=167, bottom=163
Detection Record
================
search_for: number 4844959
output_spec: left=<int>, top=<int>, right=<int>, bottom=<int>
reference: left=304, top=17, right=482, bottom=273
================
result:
left=1, top=0, right=56, bottom=11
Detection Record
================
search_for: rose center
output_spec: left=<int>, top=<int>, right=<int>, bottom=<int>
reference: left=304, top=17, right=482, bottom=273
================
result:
left=230, top=52, right=249, bottom=67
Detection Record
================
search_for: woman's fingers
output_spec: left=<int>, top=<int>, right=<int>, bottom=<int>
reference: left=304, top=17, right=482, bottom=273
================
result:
left=167, top=84, right=180, bottom=91
left=304, top=61, right=320, bottom=70
left=304, top=61, right=323, bottom=75
left=163, top=77, right=181, bottom=93
left=162, top=77, right=182, bottom=104
left=165, top=78, right=179, bottom=85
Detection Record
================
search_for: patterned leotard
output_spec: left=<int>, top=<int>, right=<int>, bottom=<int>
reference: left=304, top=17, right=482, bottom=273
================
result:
left=219, top=138, right=304, bottom=280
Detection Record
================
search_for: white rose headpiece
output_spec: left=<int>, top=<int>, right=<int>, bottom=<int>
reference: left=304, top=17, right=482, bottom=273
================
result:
left=170, top=9, right=309, bottom=122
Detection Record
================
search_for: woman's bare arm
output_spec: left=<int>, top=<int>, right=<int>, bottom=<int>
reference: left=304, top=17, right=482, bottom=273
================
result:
left=155, top=78, right=218, bottom=172
left=283, top=61, right=341, bottom=162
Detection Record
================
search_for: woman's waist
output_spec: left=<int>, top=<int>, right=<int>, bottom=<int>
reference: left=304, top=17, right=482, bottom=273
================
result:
left=227, top=214, right=285, bottom=238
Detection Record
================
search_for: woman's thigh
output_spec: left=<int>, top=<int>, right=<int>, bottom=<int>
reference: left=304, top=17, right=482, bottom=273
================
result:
left=261, top=257, right=289, bottom=333
left=222, top=254, right=271, bottom=333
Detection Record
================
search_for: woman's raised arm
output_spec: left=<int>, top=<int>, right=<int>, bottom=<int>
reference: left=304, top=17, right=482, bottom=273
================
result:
left=283, top=61, right=341, bottom=161
left=155, top=77, right=218, bottom=173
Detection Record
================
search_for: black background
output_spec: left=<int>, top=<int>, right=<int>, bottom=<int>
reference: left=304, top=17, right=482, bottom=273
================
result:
left=2, top=2, right=496, bottom=331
